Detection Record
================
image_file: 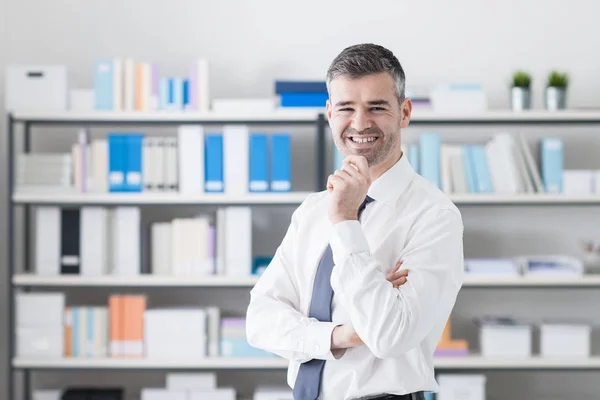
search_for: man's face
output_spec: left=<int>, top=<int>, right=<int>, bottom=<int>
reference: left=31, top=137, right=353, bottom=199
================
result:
left=326, top=72, right=408, bottom=167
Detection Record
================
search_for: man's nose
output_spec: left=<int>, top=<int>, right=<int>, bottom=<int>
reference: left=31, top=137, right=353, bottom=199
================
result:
left=351, top=109, right=373, bottom=132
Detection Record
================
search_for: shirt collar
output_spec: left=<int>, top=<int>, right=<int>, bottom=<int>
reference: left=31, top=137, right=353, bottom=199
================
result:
left=367, top=152, right=415, bottom=207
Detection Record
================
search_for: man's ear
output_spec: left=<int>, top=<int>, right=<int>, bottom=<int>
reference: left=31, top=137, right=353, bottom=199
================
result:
left=326, top=98, right=332, bottom=120
left=400, top=97, right=412, bottom=129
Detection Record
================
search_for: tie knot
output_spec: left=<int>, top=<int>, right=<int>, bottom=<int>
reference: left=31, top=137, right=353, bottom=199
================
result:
left=363, top=195, right=374, bottom=206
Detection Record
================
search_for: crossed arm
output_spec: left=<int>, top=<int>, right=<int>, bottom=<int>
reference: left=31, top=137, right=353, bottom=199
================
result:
left=246, top=205, right=463, bottom=362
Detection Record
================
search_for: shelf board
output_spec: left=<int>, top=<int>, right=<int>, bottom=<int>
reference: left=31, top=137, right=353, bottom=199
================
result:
left=12, top=191, right=600, bottom=206
left=433, top=356, right=600, bottom=369
left=12, top=357, right=288, bottom=370
left=13, top=274, right=600, bottom=288
left=12, top=274, right=260, bottom=287
left=13, top=356, right=600, bottom=370
left=10, top=109, right=600, bottom=124
left=9, top=109, right=321, bottom=123
left=409, top=109, right=600, bottom=123
left=12, top=190, right=312, bottom=205
left=449, top=194, right=600, bottom=205
left=463, top=275, right=600, bottom=287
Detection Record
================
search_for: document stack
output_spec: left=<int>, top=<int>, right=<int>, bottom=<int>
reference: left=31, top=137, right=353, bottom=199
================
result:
left=435, top=318, right=469, bottom=357
left=16, top=293, right=65, bottom=358
left=142, top=372, right=235, bottom=400
left=476, top=316, right=532, bottom=357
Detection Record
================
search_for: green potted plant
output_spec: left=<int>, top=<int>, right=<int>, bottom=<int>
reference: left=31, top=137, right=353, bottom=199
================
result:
left=511, top=70, right=532, bottom=111
left=545, top=71, right=568, bottom=110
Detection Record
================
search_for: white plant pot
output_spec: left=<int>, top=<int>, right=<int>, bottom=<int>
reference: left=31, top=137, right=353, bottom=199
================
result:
left=545, top=86, right=567, bottom=110
left=511, top=87, right=531, bottom=111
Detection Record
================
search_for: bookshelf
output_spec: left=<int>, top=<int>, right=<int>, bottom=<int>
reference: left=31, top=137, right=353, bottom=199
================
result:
left=6, top=110, right=327, bottom=400
left=7, top=109, right=600, bottom=400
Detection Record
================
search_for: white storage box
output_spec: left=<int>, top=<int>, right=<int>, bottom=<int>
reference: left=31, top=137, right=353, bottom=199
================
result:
left=254, top=386, right=294, bottom=400
left=16, top=327, right=64, bottom=358
left=437, top=374, right=486, bottom=400
left=141, top=389, right=187, bottom=400
left=5, top=65, right=68, bottom=111
left=33, top=391, right=62, bottom=400
left=144, top=308, right=207, bottom=358
left=430, top=84, right=487, bottom=113
left=540, top=323, right=591, bottom=357
left=166, top=372, right=216, bottom=390
left=478, top=318, right=532, bottom=357
left=189, top=388, right=236, bottom=400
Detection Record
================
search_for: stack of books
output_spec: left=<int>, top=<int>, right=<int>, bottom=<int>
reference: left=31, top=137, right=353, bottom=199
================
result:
left=17, top=292, right=274, bottom=360
left=18, top=126, right=293, bottom=195
left=34, top=205, right=257, bottom=278
left=405, top=132, right=577, bottom=195
left=94, top=58, right=210, bottom=112
left=275, top=80, right=328, bottom=108
left=435, top=318, right=469, bottom=357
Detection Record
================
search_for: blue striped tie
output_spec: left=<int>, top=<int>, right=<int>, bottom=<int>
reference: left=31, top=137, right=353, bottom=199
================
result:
left=293, top=196, right=374, bottom=400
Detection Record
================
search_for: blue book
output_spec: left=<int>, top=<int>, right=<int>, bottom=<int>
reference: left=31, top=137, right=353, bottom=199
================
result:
left=87, top=307, right=94, bottom=357
left=249, top=134, right=269, bottom=192
left=172, top=78, right=184, bottom=110
left=275, top=80, right=327, bottom=94
left=108, top=134, right=126, bottom=192
left=159, top=78, right=169, bottom=110
left=205, top=133, right=224, bottom=192
left=270, top=134, right=291, bottom=192
left=541, top=137, right=563, bottom=193
left=72, top=307, right=79, bottom=357
left=408, top=144, right=419, bottom=174
left=419, top=132, right=441, bottom=188
left=471, top=145, right=493, bottom=193
left=94, top=59, right=114, bottom=110
left=125, top=134, right=144, bottom=192
left=183, top=79, right=190, bottom=109
left=462, top=145, right=477, bottom=193
left=280, top=92, right=329, bottom=107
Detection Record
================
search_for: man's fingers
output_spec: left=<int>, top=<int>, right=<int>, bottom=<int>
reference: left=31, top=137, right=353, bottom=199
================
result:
left=340, top=162, right=362, bottom=180
left=333, top=168, right=353, bottom=180
left=392, top=277, right=407, bottom=288
left=343, top=156, right=370, bottom=179
left=385, top=270, right=395, bottom=281
left=327, top=174, right=344, bottom=192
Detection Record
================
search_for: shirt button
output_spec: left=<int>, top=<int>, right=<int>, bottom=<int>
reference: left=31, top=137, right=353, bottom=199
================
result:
left=315, top=344, right=321, bottom=352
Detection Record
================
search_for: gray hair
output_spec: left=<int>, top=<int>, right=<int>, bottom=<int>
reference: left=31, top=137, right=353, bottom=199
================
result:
left=326, top=43, right=406, bottom=105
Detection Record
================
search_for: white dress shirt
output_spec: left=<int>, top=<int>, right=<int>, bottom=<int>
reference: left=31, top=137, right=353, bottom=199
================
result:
left=246, top=153, right=464, bottom=400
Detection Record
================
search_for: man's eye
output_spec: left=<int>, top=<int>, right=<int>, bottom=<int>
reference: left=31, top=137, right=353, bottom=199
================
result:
left=370, top=107, right=385, bottom=111
left=339, top=108, right=353, bottom=112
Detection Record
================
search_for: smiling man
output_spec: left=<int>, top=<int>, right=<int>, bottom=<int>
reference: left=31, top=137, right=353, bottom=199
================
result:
left=246, top=43, right=465, bottom=400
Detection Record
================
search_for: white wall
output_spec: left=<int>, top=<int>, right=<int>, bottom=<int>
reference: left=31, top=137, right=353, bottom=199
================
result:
left=3, top=0, right=600, bottom=399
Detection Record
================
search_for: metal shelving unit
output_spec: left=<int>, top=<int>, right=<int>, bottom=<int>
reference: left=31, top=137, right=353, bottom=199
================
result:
left=7, top=109, right=600, bottom=400
left=6, top=109, right=328, bottom=400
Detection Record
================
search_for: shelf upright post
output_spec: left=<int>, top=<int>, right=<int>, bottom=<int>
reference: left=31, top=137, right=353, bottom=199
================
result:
left=7, top=112, right=16, bottom=400
left=316, top=113, right=327, bottom=191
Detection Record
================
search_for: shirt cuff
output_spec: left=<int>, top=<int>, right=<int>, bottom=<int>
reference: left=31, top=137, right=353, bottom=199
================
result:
left=304, top=321, right=339, bottom=360
left=330, top=220, right=371, bottom=267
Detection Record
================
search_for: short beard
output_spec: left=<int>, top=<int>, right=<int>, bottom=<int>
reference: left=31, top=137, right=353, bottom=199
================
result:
left=337, top=127, right=398, bottom=167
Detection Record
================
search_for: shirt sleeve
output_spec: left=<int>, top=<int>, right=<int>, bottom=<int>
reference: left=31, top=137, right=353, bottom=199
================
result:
left=329, top=206, right=465, bottom=359
left=246, top=203, right=339, bottom=363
